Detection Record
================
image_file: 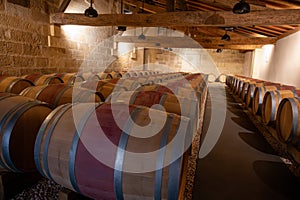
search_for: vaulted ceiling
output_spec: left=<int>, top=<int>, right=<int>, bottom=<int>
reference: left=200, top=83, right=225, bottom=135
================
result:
left=53, top=0, right=300, bottom=50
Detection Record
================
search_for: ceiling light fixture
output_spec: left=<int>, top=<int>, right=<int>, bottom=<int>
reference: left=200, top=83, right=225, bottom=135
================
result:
left=84, top=0, right=98, bottom=18
left=221, top=31, right=231, bottom=41
left=138, top=28, right=146, bottom=40
left=233, top=0, right=250, bottom=14
left=117, top=0, right=126, bottom=31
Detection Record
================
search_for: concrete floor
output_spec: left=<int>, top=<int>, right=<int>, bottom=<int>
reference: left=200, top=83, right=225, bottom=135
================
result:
left=192, top=84, right=300, bottom=200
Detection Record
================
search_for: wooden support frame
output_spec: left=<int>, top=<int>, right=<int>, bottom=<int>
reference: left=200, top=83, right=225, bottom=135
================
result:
left=51, top=9, right=300, bottom=27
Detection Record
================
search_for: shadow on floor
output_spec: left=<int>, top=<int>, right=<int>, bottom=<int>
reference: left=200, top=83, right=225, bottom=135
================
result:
left=231, top=117, right=257, bottom=132
left=239, top=132, right=277, bottom=155
left=253, top=160, right=300, bottom=200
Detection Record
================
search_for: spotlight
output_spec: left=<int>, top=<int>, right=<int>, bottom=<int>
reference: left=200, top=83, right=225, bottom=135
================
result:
left=233, top=0, right=250, bottom=14
left=84, top=0, right=98, bottom=18
left=221, top=32, right=230, bottom=41
left=216, top=48, right=223, bottom=53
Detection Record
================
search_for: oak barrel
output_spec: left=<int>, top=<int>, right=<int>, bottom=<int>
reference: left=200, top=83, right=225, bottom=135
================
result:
left=276, top=97, right=300, bottom=146
left=56, top=73, right=85, bottom=85
left=0, top=95, right=52, bottom=172
left=252, top=85, right=278, bottom=115
left=20, top=84, right=103, bottom=108
left=81, top=80, right=127, bottom=100
left=34, top=103, right=189, bottom=199
left=0, top=76, right=34, bottom=94
left=245, top=82, right=264, bottom=108
left=23, top=74, right=63, bottom=85
left=262, top=90, right=295, bottom=125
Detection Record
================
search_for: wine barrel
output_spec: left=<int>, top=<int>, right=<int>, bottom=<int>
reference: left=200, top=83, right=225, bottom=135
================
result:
left=56, top=73, right=85, bottom=85
left=20, top=84, right=103, bottom=108
left=245, top=82, right=264, bottom=108
left=107, top=90, right=199, bottom=122
left=252, top=84, right=295, bottom=115
left=98, top=72, right=113, bottom=80
left=23, top=74, right=63, bottom=85
left=81, top=80, right=127, bottom=100
left=34, top=103, right=189, bottom=199
left=276, top=97, right=300, bottom=146
left=262, top=90, right=295, bottom=125
left=0, top=95, right=52, bottom=172
left=110, top=71, right=122, bottom=79
left=252, top=85, right=278, bottom=115
left=0, top=76, right=34, bottom=94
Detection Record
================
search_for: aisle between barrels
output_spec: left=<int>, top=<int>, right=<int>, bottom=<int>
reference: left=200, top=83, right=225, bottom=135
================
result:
left=192, top=84, right=300, bottom=200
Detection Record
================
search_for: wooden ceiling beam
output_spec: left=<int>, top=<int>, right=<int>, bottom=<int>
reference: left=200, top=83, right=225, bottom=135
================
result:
left=50, top=9, right=300, bottom=27
left=114, top=35, right=276, bottom=46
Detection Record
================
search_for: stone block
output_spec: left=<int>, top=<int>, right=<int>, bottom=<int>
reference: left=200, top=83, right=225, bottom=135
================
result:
left=6, top=42, right=23, bottom=54
left=0, top=41, right=6, bottom=54
left=0, top=55, right=12, bottom=67
left=42, top=47, right=66, bottom=57
left=35, top=57, right=49, bottom=68
left=23, top=44, right=41, bottom=56
left=13, top=56, right=35, bottom=68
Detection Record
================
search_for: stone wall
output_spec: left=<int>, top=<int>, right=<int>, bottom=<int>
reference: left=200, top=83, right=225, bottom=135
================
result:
left=0, top=0, right=118, bottom=76
left=111, top=45, right=248, bottom=76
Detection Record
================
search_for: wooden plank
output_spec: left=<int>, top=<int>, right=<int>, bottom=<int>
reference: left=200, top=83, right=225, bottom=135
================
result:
left=124, top=0, right=165, bottom=13
left=50, top=9, right=300, bottom=27
left=57, top=0, right=72, bottom=12
left=176, top=0, right=187, bottom=11
left=166, top=0, right=175, bottom=12
left=276, top=25, right=300, bottom=40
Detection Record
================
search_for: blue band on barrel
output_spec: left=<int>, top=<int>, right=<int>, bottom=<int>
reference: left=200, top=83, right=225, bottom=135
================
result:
left=2, top=102, right=39, bottom=172
left=43, top=104, right=72, bottom=181
left=34, top=104, right=68, bottom=178
left=154, top=116, right=172, bottom=200
left=114, top=107, right=141, bottom=200
left=0, top=101, right=30, bottom=171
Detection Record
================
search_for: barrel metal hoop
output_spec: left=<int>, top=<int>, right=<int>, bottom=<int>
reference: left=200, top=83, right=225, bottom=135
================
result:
left=43, top=104, right=73, bottom=181
left=53, top=86, right=72, bottom=107
left=35, top=85, right=48, bottom=99
left=34, top=104, right=69, bottom=178
left=290, top=98, right=300, bottom=146
left=68, top=103, right=99, bottom=194
left=0, top=94, right=15, bottom=101
left=272, top=91, right=282, bottom=122
left=7, top=78, right=33, bottom=93
left=0, top=101, right=31, bottom=171
left=2, top=102, right=40, bottom=172
left=114, top=107, right=142, bottom=200
left=129, top=91, right=139, bottom=105
left=154, top=116, right=173, bottom=200
left=159, top=93, right=168, bottom=106
left=44, top=77, right=51, bottom=85
left=168, top=115, right=189, bottom=200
